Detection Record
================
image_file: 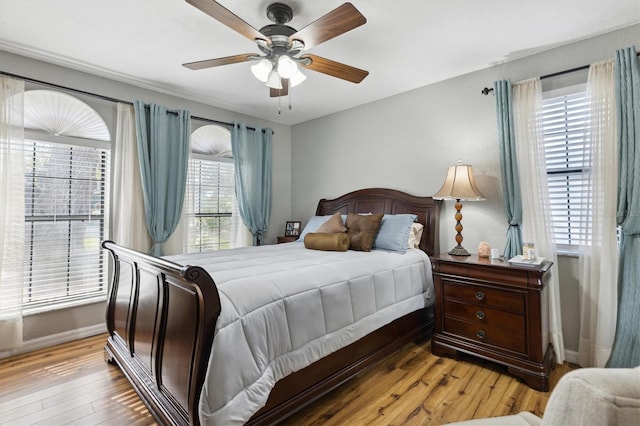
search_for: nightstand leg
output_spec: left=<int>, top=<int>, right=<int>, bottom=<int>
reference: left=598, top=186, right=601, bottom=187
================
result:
left=431, top=339, right=459, bottom=358
left=507, top=345, right=555, bottom=392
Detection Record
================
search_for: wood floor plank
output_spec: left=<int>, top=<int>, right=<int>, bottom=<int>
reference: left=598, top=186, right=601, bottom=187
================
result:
left=0, top=399, right=43, bottom=424
left=306, top=346, right=433, bottom=425
left=420, top=358, right=476, bottom=424
left=0, top=371, right=107, bottom=413
left=0, top=333, right=578, bottom=426
left=30, top=403, right=96, bottom=426
left=433, top=359, right=497, bottom=423
left=360, top=355, right=452, bottom=425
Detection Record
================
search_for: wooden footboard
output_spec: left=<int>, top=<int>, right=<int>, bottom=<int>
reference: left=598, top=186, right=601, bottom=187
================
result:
left=102, top=240, right=221, bottom=426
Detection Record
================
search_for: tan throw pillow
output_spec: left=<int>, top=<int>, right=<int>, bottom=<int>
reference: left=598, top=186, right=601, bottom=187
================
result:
left=346, top=213, right=384, bottom=252
left=316, top=212, right=347, bottom=233
left=304, top=232, right=350, bottom=251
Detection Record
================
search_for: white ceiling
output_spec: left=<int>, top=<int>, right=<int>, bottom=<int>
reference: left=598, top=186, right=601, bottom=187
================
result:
left=1, top=0, right=638, bottom=125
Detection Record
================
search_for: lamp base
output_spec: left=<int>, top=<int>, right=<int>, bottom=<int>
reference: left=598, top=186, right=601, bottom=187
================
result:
left=448, top=245, right=471, bottom=256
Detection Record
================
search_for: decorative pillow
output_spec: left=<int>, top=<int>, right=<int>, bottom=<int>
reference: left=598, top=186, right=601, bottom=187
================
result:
left=298, top=215, right=340, bottom=240
left=346, top=213, right=384, bottom=252
left=316, top=212, right=347, bottom=233
left=407, top=222, right=424, bottom=249
left=304, top=232, right=350, bottom=251
left=372, top=214, right=418, bottom=254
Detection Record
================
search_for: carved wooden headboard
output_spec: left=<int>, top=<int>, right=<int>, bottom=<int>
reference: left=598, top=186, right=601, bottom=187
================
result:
left=315, top=188, right=441, bottom=257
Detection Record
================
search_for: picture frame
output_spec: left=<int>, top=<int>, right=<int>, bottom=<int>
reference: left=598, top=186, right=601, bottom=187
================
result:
left=285, top=221, right=301, bottom=237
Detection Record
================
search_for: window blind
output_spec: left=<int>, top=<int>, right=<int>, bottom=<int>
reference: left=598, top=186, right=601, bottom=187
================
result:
left=23, top=139, right=109, bottom=309
left=542, top=90, right=590, bottom=247
left=184, top=157, right=235, bottom=252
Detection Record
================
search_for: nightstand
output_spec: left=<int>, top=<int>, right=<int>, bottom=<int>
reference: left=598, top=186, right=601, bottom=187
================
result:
left=431, top=254, right=555, bottom=391
left=277, top=236, right=298, bottom=244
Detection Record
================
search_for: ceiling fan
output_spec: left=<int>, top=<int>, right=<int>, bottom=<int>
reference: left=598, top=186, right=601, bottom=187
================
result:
left=183, top=0, right=369, bottom=98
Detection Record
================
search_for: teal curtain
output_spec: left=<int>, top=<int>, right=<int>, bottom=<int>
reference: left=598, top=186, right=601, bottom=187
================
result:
left=494, top=80, right=523, bottom=259
left=607, top=47, right=640, bottom=368
left=231, top=122, right=272, bottom=246
left=133, top=100, right=190, bottom=256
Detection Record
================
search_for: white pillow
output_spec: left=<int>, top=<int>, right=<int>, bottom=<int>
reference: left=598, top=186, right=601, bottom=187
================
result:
left=407, top=222, right=424, bottom=249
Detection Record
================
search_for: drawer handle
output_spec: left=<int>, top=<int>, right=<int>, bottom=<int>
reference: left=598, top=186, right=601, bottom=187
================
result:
left=476, top=310, right=486, bottom=320
left=476, top=330, right=486, bottom=339
left=475, top=291, right=485, bottom=301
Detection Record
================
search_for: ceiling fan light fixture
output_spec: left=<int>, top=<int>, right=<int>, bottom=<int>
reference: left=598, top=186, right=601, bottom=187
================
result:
left=251, top=58, right=273, bottom=82
left=277, top=55, right=297, bottom=79
left=289, top=68, right=307, bottom=87
left=266, top=69, right=283, bottom=89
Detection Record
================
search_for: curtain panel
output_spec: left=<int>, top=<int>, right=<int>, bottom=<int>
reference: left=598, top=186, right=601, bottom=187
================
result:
left=111, top=103, right=151, bottom=252
left=134, top=100, right=190, bottom=256
left=0, top=76, right=25, bottom=351
left=231, top=122, right=272, bottom=246
left=607, top=47, right=640, bottom=368
left=578, top=59, right=619, bottom=367
left=494, top=80, right=524, bottom=259
left=512, top=78, right=565, bottom=364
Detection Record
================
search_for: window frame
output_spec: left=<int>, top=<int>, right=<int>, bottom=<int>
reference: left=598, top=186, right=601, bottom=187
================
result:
left=541, top=83, right=589, bottom=255
left=19, top=87, right=112, bottom=314
left=184, top=152, right=236, bottom=253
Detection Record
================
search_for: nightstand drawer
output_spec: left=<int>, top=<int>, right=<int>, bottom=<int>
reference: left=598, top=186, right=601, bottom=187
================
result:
left=443, top=300, right=525, bottom=334
left=444, top=316, right=526, bottom=354
left=443, top=281, right=525, bottom=314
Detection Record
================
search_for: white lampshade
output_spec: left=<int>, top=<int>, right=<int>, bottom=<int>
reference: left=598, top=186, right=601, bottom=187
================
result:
left=265, top=69, right=282, bottom=89
left=433, top=163, right=485, bottom=201
left=289, top=68, right=307, bottom=87
left=251, top=59, right=272, bottom=83
left=277, top=55, right=297, bottom=79
left=433, top=162, right=485, bottom=256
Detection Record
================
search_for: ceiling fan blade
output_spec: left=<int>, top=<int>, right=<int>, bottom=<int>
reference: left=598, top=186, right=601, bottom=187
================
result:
left=289, top=3, right=366, bottom=50
left=186, top=0, right=269, bottom=45
left=270, top=79, right=289, bottom=98
left=183, top=54, right=255, bottom=70
left=300, top=54, right=369, bottom=83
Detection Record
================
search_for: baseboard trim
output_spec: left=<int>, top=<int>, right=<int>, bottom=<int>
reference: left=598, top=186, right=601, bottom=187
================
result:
left=564, top=349, right=578, bottom=364
left=0, top=323, right=107, bottom=359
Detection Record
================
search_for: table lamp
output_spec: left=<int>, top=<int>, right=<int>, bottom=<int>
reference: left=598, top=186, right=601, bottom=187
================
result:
left=433, top=162, right=485, bottom=256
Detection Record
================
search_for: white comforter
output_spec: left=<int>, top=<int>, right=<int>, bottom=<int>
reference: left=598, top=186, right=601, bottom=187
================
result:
left=167, top=242, right=434, bottom=425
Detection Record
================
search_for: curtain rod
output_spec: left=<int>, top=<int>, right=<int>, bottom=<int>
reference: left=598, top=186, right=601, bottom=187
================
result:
left=0, top=70, right=273, bottom=134
left=480, top=50, right=640, bottom=95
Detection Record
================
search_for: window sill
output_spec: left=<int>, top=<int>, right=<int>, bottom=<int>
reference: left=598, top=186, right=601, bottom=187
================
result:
left=23, top=294, right=107, bottom=316
left=556, top=249, right=579, bottom=258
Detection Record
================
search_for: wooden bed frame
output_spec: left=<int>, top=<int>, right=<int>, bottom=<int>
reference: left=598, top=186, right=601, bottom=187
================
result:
left=103, top=188, right=441, bottom=425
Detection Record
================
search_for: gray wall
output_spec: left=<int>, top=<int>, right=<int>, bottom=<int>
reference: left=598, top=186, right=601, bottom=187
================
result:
left=290, top=24, right=640, bottom=355
left=2, top=24, right=638, bottom=355
left=1, top=50, right=292, bottom=345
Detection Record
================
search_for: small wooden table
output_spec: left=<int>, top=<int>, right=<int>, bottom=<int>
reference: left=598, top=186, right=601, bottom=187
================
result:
left=277, top=236, right=298, bottom=244
left=431, top=253, right=555, bottom=391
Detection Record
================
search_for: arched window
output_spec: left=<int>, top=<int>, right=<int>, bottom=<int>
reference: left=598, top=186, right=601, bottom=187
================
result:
left=184, top=124, right=239, bottom=252
left=22, top=90, right=110, bottom=310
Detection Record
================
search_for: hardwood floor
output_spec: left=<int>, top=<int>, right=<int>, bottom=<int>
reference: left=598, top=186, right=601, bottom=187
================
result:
left=0, top=334, right=577, bottom=425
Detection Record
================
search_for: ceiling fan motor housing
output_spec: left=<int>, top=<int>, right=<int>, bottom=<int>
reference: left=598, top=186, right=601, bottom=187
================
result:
left=266, top=2, right=293, bottom=25
left=259, top=3, right=299, bottom=56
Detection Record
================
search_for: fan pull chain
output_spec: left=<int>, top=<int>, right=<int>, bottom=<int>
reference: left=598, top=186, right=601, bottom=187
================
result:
left=288, top=87, right=292, bottom=110
left=278, top=96, right=281, bottom=115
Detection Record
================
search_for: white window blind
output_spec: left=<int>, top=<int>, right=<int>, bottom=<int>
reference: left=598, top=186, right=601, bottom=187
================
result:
left=542, top=89, right=590, bottom=249
left=184, top=156, right=235, bottom=252
left=23, top=139, right=110, bottom=309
